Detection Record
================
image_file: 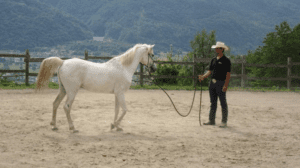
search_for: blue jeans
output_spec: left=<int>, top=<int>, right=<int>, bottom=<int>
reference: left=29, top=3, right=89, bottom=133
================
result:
left=209, top=79, right=228, bottom=123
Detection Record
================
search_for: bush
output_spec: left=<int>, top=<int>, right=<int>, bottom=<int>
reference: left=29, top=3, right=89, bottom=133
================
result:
left=177, top=53, right=193, bottom=86
left=0, top=73, right=15, bottom=86
left=151, top=52, right=208, bottom=87
left=153, top=55, right=181, bottom=85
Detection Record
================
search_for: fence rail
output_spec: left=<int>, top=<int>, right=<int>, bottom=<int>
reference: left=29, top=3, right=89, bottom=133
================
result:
left=0, top=54, right=27, bottom=58
left=0, top=50, right=30, bottom=84
left=0, top=50, right=300, bottom=89
left=144, top=55, right=300, bottom=89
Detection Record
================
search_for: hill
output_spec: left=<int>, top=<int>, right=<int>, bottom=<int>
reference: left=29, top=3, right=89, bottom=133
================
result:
left=0, top=0, right=94, bottom=51
left=39, top=0, right=300, bottom=55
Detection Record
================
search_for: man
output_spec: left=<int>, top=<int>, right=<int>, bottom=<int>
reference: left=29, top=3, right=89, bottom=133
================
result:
left=198, top=41, right=231, bottom=128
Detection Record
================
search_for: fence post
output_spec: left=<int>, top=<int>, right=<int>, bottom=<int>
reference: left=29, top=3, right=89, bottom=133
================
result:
left=85, top=50, right=88, bottom=60
left=140, top=63, right=143, bottom=86
left=287, top=57, right=291, bottom=90
left=193, top=54, right=196, bottom=87
left=241, top=56, right=245, bottom=88
left=25, top=49, right=30, bottom=86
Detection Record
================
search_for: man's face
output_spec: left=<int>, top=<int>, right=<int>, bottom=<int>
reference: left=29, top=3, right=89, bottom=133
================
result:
left=215, top=47, right=224, bottom=54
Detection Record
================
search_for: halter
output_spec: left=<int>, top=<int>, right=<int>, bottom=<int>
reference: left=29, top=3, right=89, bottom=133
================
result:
left=143, top=54, right=203, bottom=127
left=147, top=53, right=155, bottom=69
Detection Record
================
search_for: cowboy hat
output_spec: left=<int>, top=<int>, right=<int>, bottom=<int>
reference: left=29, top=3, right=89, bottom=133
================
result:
left=211, top=41, right=229, bottom=51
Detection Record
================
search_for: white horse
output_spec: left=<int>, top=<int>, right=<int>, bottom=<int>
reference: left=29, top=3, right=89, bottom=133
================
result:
left=36, top=44, right=156, bottom=133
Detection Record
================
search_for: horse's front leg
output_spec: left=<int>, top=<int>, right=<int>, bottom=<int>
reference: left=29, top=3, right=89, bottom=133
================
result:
left=111, top=95, right=121, bottom=130
left=112, top=93, right=127, bottom=131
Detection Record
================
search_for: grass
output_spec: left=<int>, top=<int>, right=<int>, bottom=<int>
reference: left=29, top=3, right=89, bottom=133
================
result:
left=130, top=84, right=209, bottom=91
left=228, top=86, right=300, bottom=92
left=130, top=84, right=300, bottom=92
left=1, top=81, right=299, bottom=93
left=0, top=81, right=59, bottom=90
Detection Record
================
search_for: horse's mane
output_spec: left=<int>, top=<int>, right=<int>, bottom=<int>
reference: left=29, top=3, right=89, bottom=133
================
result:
left=119, top=44, right=149, bottom=66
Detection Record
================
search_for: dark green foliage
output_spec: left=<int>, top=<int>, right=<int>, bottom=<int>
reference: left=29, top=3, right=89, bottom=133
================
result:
left=245, top=21, right=300, bottom=87
left=0, top=0, right=93, bottom=51
left=188, top=29, right=217, bottom=87
left=0, top=73, right=17, bottom=87
left=177, top=52, right=194, bottom=86
left=153, top=55, right=180, bottom=85
left=38, top=0, right=300, bottom=56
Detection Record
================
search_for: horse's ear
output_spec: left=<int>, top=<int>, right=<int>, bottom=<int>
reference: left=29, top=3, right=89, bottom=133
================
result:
left=151, top=44, right=155, bottom=48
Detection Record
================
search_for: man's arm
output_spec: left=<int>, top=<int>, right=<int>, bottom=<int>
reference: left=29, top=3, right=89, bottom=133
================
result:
left=224, top=72, right=231, bottom=87
left=198, top=70, right=211, bottom=81
left=203, top=70, right=211, bottom=79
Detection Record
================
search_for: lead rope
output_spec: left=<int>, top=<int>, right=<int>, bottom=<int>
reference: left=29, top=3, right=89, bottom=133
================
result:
left=142, top=56, right=203, bottom=126
left=199, top=75, right=203, bottom=126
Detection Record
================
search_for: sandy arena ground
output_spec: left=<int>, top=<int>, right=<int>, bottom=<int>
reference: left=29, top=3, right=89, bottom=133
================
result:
left=0, top=88, right=299, bottom=168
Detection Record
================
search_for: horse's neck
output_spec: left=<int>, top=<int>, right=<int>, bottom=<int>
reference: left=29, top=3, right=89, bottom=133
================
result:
left=123, top=55, right=141, bottom=76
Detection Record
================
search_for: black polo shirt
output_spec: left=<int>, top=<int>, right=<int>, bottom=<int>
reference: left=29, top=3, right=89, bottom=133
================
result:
left=209, top=55, right=231, bottom=81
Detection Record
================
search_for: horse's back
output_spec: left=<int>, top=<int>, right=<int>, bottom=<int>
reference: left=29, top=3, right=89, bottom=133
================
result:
left=82, top=59, right=128, bottom=93
left=59, top=58, right=126, bottom=94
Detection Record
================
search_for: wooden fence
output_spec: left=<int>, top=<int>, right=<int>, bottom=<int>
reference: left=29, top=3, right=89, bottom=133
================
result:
left=0, top=50, right=300, bottom=89
left=0, top=50, right=113, bottom=85
left=146, top=54, right=300, bottom=89
left=0, top=49, right=30, bottom=85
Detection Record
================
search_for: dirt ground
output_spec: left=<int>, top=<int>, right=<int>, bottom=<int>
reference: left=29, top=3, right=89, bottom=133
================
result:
left=0, top=88, right=299, bottom=168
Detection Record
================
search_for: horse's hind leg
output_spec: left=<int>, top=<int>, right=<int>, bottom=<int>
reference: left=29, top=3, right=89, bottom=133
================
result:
left=50, top=75, right=66, bottom=131
left=63, top=91, right=78, bottom=133
left=51, top=89, right=66, bottom=130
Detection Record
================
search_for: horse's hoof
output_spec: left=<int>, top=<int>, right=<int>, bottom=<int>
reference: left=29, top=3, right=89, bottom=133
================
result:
left=111, top=123, right=115, bottom=130
left=52, top=127, right=58, bottom=131
left=117, top=128, right=123, bottom=132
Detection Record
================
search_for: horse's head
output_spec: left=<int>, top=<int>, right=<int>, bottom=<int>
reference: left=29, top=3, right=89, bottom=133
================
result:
left=141, top=44, right=156, bottom=73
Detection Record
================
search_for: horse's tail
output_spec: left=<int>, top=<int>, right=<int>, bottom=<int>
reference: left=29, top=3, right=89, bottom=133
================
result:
left=36, top=57, right=64, bottom=91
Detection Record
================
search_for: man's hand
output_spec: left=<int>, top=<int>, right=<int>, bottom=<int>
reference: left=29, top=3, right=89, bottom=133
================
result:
left=198, top=75, right=205, bottom=82
left=222, top=85, right=228, bottom=92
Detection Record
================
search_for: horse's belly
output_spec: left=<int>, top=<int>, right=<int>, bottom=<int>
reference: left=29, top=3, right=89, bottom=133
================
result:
left=82, top=65, right=131, bottom=94
left=82, top=78, right=115, bottom=93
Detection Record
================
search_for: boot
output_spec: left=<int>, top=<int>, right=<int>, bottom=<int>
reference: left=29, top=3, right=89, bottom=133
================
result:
left=204, top=121, right=215, bottom=125
left=219, top=122, right=227, bottom=128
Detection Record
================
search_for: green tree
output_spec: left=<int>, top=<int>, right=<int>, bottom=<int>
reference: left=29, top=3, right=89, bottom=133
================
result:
left=291, top=23, right=300, bottom=55
left=227, top=54, right=251, bottom=87
left=246, top=21, right=300, bottom=87
left=180, top=29, right=217, bottom=86
left=152, top=45, right=181, bottom=86
left=177, top=52, right=195, bottom=86
left=289, top=23, right=300, bottom=87
left=190, top=29, right=216, bottom=59
left=153, top=53, right=180, bottom=86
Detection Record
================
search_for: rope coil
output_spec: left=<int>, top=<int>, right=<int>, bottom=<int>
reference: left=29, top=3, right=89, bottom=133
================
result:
left=139, top=56, right=204, bottom=126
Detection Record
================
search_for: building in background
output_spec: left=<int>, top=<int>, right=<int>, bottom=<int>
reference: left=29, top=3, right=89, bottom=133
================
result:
left=93, top=37, right=104, bottom=41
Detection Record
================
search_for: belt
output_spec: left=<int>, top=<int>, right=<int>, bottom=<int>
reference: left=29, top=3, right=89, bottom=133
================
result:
left=212, top=78, right=225, bottom=83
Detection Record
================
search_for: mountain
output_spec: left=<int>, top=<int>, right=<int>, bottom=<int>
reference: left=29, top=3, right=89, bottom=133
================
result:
left=38, top=0, right=300, bottom=56
left=0, top=0, right=94, bottom=51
